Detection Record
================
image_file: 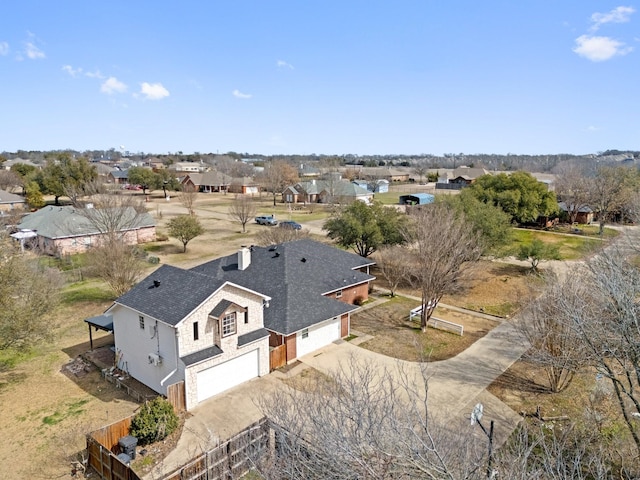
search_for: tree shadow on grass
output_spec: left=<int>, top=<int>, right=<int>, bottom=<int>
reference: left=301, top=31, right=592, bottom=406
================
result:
left=490, top=368, right=551, bottom=394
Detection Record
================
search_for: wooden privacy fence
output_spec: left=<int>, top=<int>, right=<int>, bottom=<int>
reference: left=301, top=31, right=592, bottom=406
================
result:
left=269, top=345, right=286, bottom=371
left=87, top=415, right=141, bottom=480
left=163, top=417, right=270, bottom=480
left=167, top=381, right=186, bottom=412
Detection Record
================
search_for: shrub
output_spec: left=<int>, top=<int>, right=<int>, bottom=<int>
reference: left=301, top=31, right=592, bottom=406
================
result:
left=147, top=256, right=160, bottom=264
left=130, top=397, right=178, bottom=445
left=354, top=296, right=365, bottom=306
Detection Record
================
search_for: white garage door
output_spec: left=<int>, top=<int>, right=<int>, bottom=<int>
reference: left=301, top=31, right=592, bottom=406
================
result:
left=196, top=349, right=259, bottom=403
left=296, top=317, right=341, bottom=358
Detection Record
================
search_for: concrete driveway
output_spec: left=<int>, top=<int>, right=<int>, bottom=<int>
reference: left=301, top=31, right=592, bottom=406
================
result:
left=148, top=305, right=527, bottom=479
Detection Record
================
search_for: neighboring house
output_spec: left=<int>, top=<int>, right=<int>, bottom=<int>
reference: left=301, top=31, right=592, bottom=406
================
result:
left=352, top=179, right=390, bottom=193
left=171, top=162, right=208, bottom=173
left=0, top=189, right=26, bottom=212
left=17, top=205, right=156, bottom=256
left=558, top=202, right=594, bottom=224
left=107, top=239, right=375, bottom=409
left=181, top=172, right=233, bottom=193
left=298, top=163, right=321, bottom=178
left=228, top=177, right=259, bottom=195
left=148, top=157, right=166, bottom=170
left=449, top=166, right=490, bottom=185
left=108, top=169, right=129, bottom=185
left=2, top=158, right=40, bottom=170
left=319, top=181, right=372, bottom=204
left=283, top=179, right=373, bottom=204
left=356, top=167, right=410, bottom=182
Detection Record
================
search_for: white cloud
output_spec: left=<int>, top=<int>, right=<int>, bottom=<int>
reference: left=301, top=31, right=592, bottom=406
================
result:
left=24, top=41, right=45, bottom=59
left=232, top=89, right=252, bottom=99
left=277, top=59, right=294, bottom=69
left=573, top=35, right=632, bottom=61
left=62, top=65, right=82, bottom=77
left=0, top=42, right=9, bottom=56
left=85, top=70, right=104, bottom=79
left=587, top=125, right=598, bottom=131
left=590, top=6, right=635, bottom=31
left=101, top=76, right=128, bottom=94
left=139, top=82, right=170, bottom=100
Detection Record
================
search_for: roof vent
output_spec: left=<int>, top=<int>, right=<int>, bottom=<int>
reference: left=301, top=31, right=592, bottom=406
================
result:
left=274, top=252, right=280, bottom=258
left=301, top=257, right=307, bottom=263
left=153, top=280, right=161, bottom=288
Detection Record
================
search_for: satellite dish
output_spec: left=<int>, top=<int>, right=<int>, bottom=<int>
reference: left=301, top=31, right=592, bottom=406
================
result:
left=471, top=403, right=484, bottom=425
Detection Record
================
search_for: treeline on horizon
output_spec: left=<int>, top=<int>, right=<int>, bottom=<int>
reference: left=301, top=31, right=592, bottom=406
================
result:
left=1, top=148, right=638, bottom=174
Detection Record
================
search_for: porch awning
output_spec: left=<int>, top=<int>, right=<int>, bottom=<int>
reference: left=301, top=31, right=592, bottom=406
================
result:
left=84, top=314, right=114, bottom=350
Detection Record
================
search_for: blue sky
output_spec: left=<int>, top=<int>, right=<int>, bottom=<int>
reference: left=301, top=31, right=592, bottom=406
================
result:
left=1, top=1, right=638, bottom=156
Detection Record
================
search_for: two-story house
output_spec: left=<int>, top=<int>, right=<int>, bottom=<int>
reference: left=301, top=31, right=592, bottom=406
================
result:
left=107, top=240, right=375, bottom=409
left=108, top=262, right=271, bottom=410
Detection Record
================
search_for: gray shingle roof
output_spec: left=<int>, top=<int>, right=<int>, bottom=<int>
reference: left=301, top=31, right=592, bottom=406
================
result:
left=191, top=239, right=375, bottom=335
left=181, top=345, right=223, bottom=366
left=17, top=206, right=155, bottom=239
left=238, top=328, right=269, bottom=347
left=115, top=264, right=226, bottom=326
left=210, top=299, right=234, bottom=318
left=0, top=189, right=25, bottom=204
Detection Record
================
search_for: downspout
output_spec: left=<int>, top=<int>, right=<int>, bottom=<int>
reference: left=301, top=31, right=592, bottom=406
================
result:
left=161, top=329, right=180, bottom=387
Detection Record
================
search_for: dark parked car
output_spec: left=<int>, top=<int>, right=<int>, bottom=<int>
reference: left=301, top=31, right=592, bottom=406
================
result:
left=255, top=215, right=278, bottom=226
left=279, top=220, right=302, bottom=230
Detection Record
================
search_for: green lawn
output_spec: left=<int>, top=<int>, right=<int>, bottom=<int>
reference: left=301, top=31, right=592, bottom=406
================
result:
left=499, top=228, right=604, bottom=260
left=61, top=279, right=115, bottom=305
left=372, top=191, right=404, bottom=205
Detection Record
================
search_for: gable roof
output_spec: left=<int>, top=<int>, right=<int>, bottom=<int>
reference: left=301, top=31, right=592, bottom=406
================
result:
left=294, top=180, right=371, bottom=197
left=113, top=265, right=227, bottom=326
left=191, top=239, right=375, bottom=335
left=0, top=189, right=26, bottom=204
left=17, top=206, right=155, bottom=239
left=109, top=170, right=129, bottom=179
left=451, top=166, right=490, bottom=180
left=558, top=202, right=593, bottom=213
left=184, top=171, right=232, bottom=187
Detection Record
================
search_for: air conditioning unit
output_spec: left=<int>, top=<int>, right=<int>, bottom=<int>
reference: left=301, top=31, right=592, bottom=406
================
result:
left=148, top=353, right=162, bottom=366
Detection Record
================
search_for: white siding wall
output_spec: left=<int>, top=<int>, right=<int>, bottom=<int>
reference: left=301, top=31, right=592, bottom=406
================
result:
left=112, top=283, right=270, bottom=410
left=111, top=305, right=181, bottom=396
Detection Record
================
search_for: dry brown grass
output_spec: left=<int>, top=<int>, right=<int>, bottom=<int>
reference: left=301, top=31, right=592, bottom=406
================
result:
left=0, top=302, right=141, bottom=479
left=351, top=296, right=499, bottom=362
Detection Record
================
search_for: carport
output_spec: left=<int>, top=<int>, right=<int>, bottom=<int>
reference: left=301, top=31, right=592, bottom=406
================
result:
left=399, top=193, right=435, bottom=205
left=84, top=314, right=113, bottom=350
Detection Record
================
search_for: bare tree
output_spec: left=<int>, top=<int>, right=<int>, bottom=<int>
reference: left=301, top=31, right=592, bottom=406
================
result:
left=519, top=276, right=585, bottom=392
left=255, top=226, right=310, bottom=246
left=403, top=204, right=483, bottom=332
left=412, top=162, right=428, bottom=184
left=373, top=245, right=411, bottom=297
left=553, top=163, right=593, bottom=224
left=228, top=195, right=257, bottom=233
left=179, top=184, right=197, bottom=215
left=0, top=169, right=23, bottom=191
left=256, top=358, right=487, bottom=479
left=589, top=166, right=634, bottom=235
left=0, top=233, right=63, bottom=349
left=72, top=191, right=151, bottom=297
left=565, top=252, right=640, bottom=455
left=260, top=160, right=299, bottom=206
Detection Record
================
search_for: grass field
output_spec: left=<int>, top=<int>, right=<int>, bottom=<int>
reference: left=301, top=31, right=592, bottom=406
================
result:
left=498, top=228, right=606, bottom=260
